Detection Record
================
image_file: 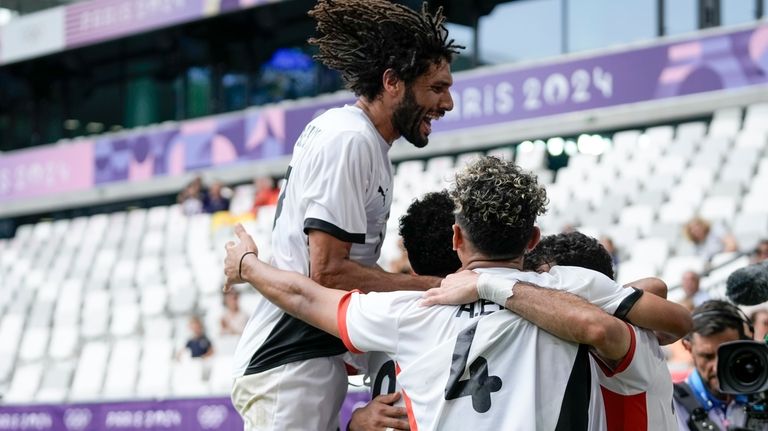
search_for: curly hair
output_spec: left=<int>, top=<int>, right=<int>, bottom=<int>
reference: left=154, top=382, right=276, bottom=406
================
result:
left=524, top=232, right=615, bottom=280
left=399, top=190, right=462, bottom=277
left=308, top=0, right=463, bottom=101
left=451, top=157, right=548, bottom=259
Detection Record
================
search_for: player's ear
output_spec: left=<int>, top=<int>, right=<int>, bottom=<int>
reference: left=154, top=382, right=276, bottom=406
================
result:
left=526, top=226, right=541, bottom=251
left=382, top=68, right=403, bottom=98
left=452, top=223, right=462, bottom=251
left=681, top=338, right=692, bottom=353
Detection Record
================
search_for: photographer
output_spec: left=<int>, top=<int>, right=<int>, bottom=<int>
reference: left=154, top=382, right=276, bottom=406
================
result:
left=674, top=300, right=752, bottom=430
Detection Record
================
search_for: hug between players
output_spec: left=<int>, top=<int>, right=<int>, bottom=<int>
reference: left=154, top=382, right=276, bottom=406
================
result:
left=221, top=1, right=768, bottom=430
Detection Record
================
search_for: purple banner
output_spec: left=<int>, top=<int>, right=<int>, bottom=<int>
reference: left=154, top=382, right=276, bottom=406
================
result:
left=0, top=397, right=241, bottom=431
left=0, top=392, right=370, bottom=431
left=0, top=141, right=94, bottom=201
left=287, top=24, right=768, bottom=136
left=63, top=0, right=279, bottom=49
left=94, top=108, right=289, bottom=185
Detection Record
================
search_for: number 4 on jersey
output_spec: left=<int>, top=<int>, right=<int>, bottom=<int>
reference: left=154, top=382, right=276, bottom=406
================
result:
left=444, top=321, right=503, bottom=413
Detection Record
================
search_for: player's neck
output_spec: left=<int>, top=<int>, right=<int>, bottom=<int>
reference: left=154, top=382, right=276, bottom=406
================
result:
left=463, top=255, right=525, bottom=271
left=355, top=98, right=399, bottom=144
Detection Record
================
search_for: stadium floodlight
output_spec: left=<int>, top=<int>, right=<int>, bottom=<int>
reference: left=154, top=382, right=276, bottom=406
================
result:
left=518, top=140, right=535, bottom=153
left=565, top=140, right=578, bottom=156
left=547, top=137, right=564, bottom=156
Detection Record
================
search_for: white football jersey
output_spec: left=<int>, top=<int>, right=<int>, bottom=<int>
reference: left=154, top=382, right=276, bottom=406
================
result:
left=594, top=325, right=677, bottom=431
left=233, top=104, right=393, bottom=376
left=338, top=266, right=638, bottom=431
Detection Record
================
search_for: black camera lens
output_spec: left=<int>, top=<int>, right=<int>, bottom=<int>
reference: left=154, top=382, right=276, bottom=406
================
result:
left=718, top=340, right=768, bottom=394
left=732, top=350, right=765, bottom=386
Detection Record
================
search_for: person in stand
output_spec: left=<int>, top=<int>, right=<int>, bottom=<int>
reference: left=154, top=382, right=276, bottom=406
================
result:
left=178, top=315, right=214, bottom=360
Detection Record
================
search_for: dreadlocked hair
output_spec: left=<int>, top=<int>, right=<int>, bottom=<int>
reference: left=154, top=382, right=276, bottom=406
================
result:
left=308, top=0, right=463, bottom=101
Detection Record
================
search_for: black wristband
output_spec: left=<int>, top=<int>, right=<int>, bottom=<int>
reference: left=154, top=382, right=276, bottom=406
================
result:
left=239, top=251, right=258, bottom=281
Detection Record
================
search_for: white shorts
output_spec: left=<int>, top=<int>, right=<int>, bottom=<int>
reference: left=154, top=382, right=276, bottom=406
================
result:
left=231, top=355, right=348, bottom=431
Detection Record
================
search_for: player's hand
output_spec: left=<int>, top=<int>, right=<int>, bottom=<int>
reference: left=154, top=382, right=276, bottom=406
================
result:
left=223, top=223, right=258, bottom=292
left=347, top=392, right=409, bottom=431
left=420, top=270, right=479, bottom=306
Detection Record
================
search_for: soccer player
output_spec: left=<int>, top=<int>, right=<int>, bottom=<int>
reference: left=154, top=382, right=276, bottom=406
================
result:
left=517, top=232, right=679, bottom=430
left=226, top=157, right=644, bottom=430
left=348, top=191, right=460, bottom=431
left=229, top=1, right=461, bottom=430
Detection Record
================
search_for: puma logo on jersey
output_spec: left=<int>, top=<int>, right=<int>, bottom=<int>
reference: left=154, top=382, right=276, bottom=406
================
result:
left=377, top=186, right=388, bottom=206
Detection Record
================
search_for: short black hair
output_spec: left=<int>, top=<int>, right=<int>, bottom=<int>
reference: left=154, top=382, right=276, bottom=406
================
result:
left=689, top=300, right=750, bottom=340
left=308, top=0, right=462, bottom=101
left=451, top=157, right=548, bottom=260
left=399, top=190, right=461, bottom=277
left=524, top=231, right=615, bottom=280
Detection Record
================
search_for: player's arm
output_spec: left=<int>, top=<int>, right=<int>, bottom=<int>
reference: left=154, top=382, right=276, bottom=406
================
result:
left=309, top=230, right=440, bottom=293
left=498, top=280, right=630, bottom=360
left=621, top=287, right=691, bottom=342
left=224, top=224, right=344, bottom=337
left=626, top=277, right=667, bottom=298
left=422, top=272, right=629, bottom=359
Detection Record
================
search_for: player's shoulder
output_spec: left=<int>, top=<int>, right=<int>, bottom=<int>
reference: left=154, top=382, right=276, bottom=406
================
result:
left=549, top=265, right=614, bottom=285
left=311, top=105, right=377, bottom=137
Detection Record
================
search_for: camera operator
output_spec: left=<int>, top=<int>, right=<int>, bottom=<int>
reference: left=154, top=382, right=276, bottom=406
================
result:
left=674, top=300, right=753, bottom=430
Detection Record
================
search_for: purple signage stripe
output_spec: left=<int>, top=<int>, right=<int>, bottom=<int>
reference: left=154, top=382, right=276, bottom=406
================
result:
left=66, top=0, right=205, bottom=48
left=285, top=25, right=768, bottom=138
left=0, top=392, right=370, bottom=431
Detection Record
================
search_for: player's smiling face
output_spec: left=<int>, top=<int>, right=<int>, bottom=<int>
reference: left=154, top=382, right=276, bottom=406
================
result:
left=392, top=60, right=454, bottom=148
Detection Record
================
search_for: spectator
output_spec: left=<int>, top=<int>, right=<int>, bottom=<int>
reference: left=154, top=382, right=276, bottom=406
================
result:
left=220, top=290, right=248, bottom=336
left=683, top=216, right=738, bottom=261
left=202, top=180, right=231, bottom=213
left=178, top=176, right=204, bottom=216
left=679, top=270, right=709, bottom=311
left=751, top=308, right=768, bottom=341
left=752, top=239, right=768, bottom=264
left=178, top=315, right=214, bottom=360
left=250, top=176, right=280, bottom=213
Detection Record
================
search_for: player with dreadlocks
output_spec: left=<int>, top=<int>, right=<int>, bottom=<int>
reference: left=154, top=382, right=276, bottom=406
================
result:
left=229, top=1, right=461, bottom=430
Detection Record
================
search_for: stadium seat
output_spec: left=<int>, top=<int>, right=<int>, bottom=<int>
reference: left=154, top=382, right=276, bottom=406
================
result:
left=48, top=326, right=79, bottom=360
left=70, top=341, right=110, bottom=400
left=708, top=107, right=742, bottom=137
left=5, top=363, right=43, bottom=403
left=629, top=237, right=670, bottom=272
left=700, top=196, right=738, bottom=222
left=743, top=102, right=768, bottom=132
left=675, top=121, right=707, bottom=142
left=36, top=360, right=75, bottom=403
left=619, top=205, right=656, bottom=236
left=661, top=255, right=706, bottom=286
left=102, top=339, right=141, bottom=399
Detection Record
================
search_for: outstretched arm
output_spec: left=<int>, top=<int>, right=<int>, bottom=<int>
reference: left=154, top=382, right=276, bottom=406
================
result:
left=423, top=271, right=691, bottom=344
left=224, top=224, right=344, bottom=337
left=422, top=271, right=630, bottom=360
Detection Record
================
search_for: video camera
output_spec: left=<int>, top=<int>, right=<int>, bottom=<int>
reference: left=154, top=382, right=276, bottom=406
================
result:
left=715, top=341, right=768, bottom=430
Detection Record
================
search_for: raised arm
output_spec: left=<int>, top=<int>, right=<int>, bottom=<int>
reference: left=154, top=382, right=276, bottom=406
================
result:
left=224, top=224, right=344, bottom=337
left=422, top=271, right=630, bottom=360
left=308, top=230, right=440, bottom=293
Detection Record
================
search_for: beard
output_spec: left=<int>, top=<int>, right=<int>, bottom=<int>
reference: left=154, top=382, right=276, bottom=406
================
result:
left=392, top=86, right=429, bottom=148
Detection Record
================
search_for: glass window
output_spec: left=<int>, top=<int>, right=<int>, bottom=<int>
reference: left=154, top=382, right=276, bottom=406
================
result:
left=664, top=0, right=698, bottom=36
left=186, top=66, right=212, bottom=118
left=722, top=0, right=758, bottom=26
left=567, top=0, right=656, bottom=53
left=479, top=0, right=562, bottom=64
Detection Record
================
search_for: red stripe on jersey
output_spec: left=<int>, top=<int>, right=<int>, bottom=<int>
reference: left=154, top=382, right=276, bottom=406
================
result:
left=595, top=322, right=637, bottom=377
left=337, top=290, right=364, bottom=354
left=600, top=386, right=648, bottom=431
left=396, top=363, right=419, bottom=431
